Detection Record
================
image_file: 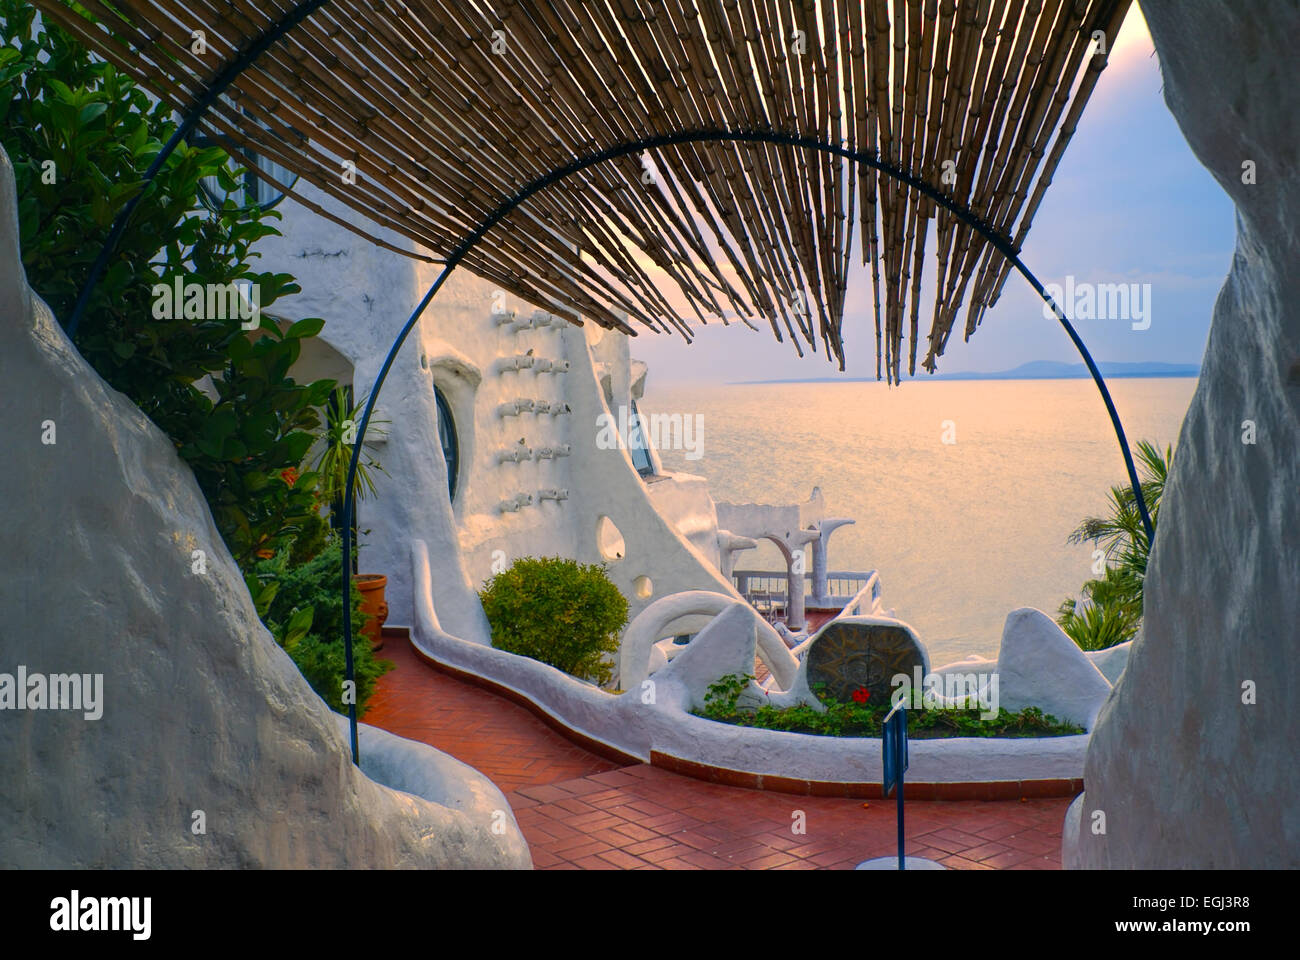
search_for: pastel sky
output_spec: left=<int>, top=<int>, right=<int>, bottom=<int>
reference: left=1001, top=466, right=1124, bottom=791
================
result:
left=628, top=6, right=1236, bottom=382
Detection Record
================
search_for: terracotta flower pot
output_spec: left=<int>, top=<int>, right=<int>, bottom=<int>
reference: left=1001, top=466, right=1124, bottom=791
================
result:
left=352, top=574, right=388, bottom=651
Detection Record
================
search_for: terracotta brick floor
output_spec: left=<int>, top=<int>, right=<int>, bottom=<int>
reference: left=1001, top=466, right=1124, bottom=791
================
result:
left=363, top=635, right=621, bottom=792
left=364, top=635, right=1071, bottom=870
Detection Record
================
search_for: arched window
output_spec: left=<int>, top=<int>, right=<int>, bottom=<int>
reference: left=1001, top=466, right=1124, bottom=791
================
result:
left=190, top=107, right=299, bottom=212
left=197, top=149, right=297, bottom=212
left=434, top=386, right=459, bottom=500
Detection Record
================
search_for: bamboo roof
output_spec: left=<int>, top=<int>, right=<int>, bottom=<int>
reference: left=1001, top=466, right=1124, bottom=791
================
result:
left=37, top=0, right=1131, bottom=379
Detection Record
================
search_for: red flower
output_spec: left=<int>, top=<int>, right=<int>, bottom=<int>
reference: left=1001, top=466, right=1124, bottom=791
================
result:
left=280, top=467, right=299, bottom=487
left=852, top=687, right=871, bottom=704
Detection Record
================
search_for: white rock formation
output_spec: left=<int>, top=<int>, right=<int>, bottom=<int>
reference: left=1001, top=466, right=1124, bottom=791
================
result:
left=652, top=604, right=766, bottom=711
left=343, top=719, right=529, bottom=865
left=997, top=608, right=1112, bottom=730
left=1064, top=0, right=1300, bottom=868
left=1085, top=641, right=1131, bottom=686
left=0, top=146, right=529, bottom=869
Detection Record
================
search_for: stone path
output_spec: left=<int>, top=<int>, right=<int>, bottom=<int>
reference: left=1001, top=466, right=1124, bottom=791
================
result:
left=364, top=635, right=1070, bottom=870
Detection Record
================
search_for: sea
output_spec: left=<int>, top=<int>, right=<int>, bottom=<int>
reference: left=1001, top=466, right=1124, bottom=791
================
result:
left=643, top=377, right=1198, bottom=666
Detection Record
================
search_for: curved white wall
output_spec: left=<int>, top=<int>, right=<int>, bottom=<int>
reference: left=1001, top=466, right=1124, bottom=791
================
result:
left=259, top=181, right=740, bottom=637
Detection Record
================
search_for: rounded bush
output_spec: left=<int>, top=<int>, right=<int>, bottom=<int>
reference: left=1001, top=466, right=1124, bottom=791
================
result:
left=480, top=556, right=629, bottom=686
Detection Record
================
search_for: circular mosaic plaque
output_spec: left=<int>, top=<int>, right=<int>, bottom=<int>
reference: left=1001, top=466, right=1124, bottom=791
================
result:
left=805, top=621, right=927, bottom=704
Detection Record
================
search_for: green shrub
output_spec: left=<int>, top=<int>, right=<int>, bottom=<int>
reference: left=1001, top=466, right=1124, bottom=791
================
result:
left=480, top=557, right=629, bottom=686
left=248, top=537, right=393, bottom=715
left=695, top=674, right=1083, bottom=739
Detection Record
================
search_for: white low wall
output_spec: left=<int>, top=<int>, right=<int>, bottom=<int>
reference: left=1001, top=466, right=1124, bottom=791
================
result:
left=411, top=540, right=1087, bottom=785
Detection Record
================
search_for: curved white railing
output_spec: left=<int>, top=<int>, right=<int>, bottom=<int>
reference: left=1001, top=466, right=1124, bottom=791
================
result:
left=617, top=590, right=799, bottom=694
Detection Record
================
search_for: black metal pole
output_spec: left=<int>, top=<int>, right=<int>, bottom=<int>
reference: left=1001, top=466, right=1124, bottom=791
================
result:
left=337, top=128, right=1157, bottom=765
left=898, top=761, right=905, bottom=871
left=54, top=44, right=1155, bottom=764
left=339, top=259, right=459, bottom=763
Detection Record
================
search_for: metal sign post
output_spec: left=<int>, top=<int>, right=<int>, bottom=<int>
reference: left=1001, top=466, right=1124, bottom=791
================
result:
left=882, top=702, right=909, bottom=870
left=858, top=697, right=944, bottom=871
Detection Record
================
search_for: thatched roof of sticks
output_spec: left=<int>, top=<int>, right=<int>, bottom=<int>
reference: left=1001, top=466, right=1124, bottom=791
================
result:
left=37, top=0, right=1130, bottom=380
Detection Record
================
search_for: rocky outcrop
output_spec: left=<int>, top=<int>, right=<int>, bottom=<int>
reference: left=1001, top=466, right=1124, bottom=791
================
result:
left=0, top=146, right=529, bottom=869
left=1064, top=0, right=1300, bottom=868
left=997, top=609, right=1111, bottom=730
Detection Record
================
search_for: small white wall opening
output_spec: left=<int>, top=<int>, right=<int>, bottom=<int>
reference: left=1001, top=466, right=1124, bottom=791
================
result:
left=597, top=515, right=626, bottom=561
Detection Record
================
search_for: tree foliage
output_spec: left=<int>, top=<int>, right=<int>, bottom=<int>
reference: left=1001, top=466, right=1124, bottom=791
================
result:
left=0, top=1, right=334, bottom=568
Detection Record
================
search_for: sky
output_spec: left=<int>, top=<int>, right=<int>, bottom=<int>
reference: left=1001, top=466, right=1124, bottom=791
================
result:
left=628, top=7, right=1236, bottom=383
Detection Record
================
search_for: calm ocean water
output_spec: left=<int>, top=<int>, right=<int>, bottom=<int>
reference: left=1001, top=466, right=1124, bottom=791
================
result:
left=643, top=377, right=1197, bottom=665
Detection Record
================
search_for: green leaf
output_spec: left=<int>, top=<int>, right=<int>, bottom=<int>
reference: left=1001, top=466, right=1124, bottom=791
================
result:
left=284, top=316, right=324, bottom=340
left=282, top=604, right=315, bottom=650
left=303, top=379, right=338, bottom=407
left=254, top=580, right=280, bottom=617
left=78, top=101, right=107, bottom=126
left=283, top=430, right=315, bottom=464
left=203, top=409, right=239, bottom=439
left=220, top=436, right=248, bottom=460
left=46, top=77, right=75, bottom=103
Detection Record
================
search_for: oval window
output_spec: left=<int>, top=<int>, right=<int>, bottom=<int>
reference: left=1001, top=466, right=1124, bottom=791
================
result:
left=434, top=386, right=459, bottom=501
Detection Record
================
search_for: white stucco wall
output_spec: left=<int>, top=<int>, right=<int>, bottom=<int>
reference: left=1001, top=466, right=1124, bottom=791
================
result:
left=411, top=542, right=1087, bottom=784
left=259, top=181, right=740, bottom=637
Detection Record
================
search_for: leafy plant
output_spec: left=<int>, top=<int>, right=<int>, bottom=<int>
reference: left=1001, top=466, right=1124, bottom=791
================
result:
left=1057, top=568, right=1144, bottom=652
left=1058, top=440, right=1173, bottom=650
left=247, top=537, right=393, bottom=715
left=695, top=674, right=1083, bottom=739
left=310, top=386, right=389, bottom=516
left=0, top=1, right=334, bottom=569
left=480, top=557, right=629, bottom=686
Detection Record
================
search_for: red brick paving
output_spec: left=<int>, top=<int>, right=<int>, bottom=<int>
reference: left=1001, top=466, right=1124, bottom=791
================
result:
left=363, top=635, right=622, bottom=791
left=365, top=634, right=1071, bottom=870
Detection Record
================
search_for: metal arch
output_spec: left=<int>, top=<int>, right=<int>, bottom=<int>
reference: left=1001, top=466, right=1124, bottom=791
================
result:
left=46, top=9, right=1154, bottom=769
left=339, top=127, right=1156, bottom=763
left=64, top=0, right=334, bottom=337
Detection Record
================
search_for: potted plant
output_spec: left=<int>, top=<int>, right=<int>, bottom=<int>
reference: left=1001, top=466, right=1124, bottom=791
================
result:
left=311, top=386, right=391, bottom=649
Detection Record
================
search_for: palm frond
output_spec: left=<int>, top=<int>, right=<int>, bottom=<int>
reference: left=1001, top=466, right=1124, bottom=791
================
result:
left=1058, top=439, right=1174, bottom=652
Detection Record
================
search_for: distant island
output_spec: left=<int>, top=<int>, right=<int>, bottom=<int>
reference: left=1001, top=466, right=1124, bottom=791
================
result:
left=730, top=360, right=1201, bottom=385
